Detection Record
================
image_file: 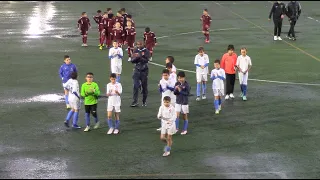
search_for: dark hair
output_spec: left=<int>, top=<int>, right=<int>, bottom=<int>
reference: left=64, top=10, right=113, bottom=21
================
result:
left=227, top=44, right=235, bottom=51
left=97, top=10, right=101, bottom=13
left=163, top=96, right=171, bottom=102
left=145, top=27, right=150, bottom=32
left=120, top=8, right=126, bottom=12
left=64, top=55, right=70, bottom=59
left=107, top=8, right=112, bottom=11
left=82, top=12, right=86, bottom=15
left=198, top=46, right=204, bottom=52
left=113, top=40, right=118, bottom=43
left=214, top=59, right=220, bottom=64
left=166, top=63, right=173, bottom=69
left=204, top=9, right=208, bottom=12
left=166, top=56, right=174, bottom=63
left=86, top=72, right=94, bottom=76
left=177, top=71, right=185, bottom=78
left=110, top=73, right=117, bottom=78
left=162, top=69, right=170, bottom=74
left=127, top=14, right=132, bottom=18
left=70, top=72, right=78, bottom=79
left=117, top=10, right=122, bottom=14
left=108, top=13, right=114, bottom=18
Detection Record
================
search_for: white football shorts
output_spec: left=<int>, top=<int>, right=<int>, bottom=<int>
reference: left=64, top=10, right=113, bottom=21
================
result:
left=175, top=104, right=189, bottom=114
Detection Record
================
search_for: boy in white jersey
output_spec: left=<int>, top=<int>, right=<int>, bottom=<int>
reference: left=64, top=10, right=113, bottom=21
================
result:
left=165, top=56, right=177, bottom=74
left=166, top=63, right=177, bottom=105
left=108, top=40, right=123, bottom=82
left=106, top=73, right=123, bottom=134
left=64, top=72, right=81, bottom=129
left=194, top=47, right=209, bottom=101
left=157, top=96, right=176, bottom=157
left=210, top=59, right=226, bottom=114
left=236, top=47, right=252, bottom=101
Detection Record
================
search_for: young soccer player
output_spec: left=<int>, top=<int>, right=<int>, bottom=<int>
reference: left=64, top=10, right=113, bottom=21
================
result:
left=126, top=14, right=135, bottom=28
left=210, top=59, right=226, bottom=114
left=106, top=73, right=122, bottom=135
left=166, top=63, right=177, bottom=105
left=143, top=27, right=157, bottom=61
left=111, top=22, right=125, bottom=47
left=77, top=12, right=91, bottom=47
left=114, top=10, right=124, bottom=28
left=124, top=21, right=136, bottom=61
left=200, top=9, right=212, bottom=43
left=64, top=72, right=81, bottom=129
left=103, top=13, right=115, bottom=49
left=236, top=47, right=252, bottom=101
left=59, top=55, right=78, bottom=109
left=80, top=72, right=101, bottom=132
left=174, top=71, right=190, bottom=135
left=165, top=56, right=177, bottom=74
left=157, top=96, right=177, bottom=157
left=106, top=8, right=112, bottom=14
left=108, top=40, right=123, bottom=82
left=194, top=46, right=209, bottom=101
left=93, top=10, right=104, bottom=48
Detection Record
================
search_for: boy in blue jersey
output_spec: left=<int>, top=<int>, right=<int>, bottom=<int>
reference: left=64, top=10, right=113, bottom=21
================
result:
left=59, top=55, right=78, bottom=109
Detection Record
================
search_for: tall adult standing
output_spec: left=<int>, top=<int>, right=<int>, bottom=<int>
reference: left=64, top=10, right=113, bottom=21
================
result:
left=220, top=44, right=237, bottom=100
left=268, top=1, right=286, bottom=41
left=130, top=40, right=150, bottom=107
left=286, top=1, right=302, bottom=41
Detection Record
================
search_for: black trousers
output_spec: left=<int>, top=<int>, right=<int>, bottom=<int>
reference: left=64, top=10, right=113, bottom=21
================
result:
left=84, top=104, right=97, bottom=117
left=132, top=70, right=148, bottom=104
left=273, top=19, right=283, bottom=36
left=225, top=73, right=235, bottom=95
left=288, top=20, right=297, bottom=38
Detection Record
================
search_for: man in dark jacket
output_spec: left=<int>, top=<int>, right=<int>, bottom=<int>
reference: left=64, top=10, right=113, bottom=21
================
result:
left=286, top=1, right=302, bottom=40
left=130, top=40, right=150, bottom=107
left=269, top=1, right=286, bottom=41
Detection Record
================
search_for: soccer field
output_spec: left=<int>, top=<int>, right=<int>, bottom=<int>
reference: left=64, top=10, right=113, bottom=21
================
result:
left=1, top=1, right=320, bottom=179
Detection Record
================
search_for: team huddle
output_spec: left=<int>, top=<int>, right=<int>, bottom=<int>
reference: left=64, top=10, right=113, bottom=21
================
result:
left=59, top=8, right=253, bottom=157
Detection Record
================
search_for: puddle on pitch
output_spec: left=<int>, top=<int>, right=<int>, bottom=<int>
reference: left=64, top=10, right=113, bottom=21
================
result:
left=5, top=93, right=65, bottom=104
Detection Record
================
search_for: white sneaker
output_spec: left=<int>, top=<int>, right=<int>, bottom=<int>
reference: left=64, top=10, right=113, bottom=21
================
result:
left=149, top=57, right=153, bottom=61
left=83, top=44, right=88, bottom=47
left=277, top=36, right=282, bottom=40
left=181, top=131, right=187, bottom=135
left=225, top=95, right=230, bottom=100
left=215, top=110, right=220, bottom=114
left=66, top=104, right=71, bottom=109
left=127, top=57, right=131, bottom=62
left=107, top=128, right=114, bottom=135
left=94, top=122, right=100, bottom=129
left=219, top=105, right=222, bottom=111
left=202, top=95, right=206, bottom=100
left=84, top=126, right=90, bottom=132
left=274, top=36, right=277, bottom=41
left=229, top=93, right=235, bottom=99
left=162, top=151, right=170, bottom=157
left=113, top=129, right=119, bottom=134
left=156, top=127, right=162, bottom=131
left=196, top=97, right=201, bottom=101
left=81, top=44, right=85, bottom=47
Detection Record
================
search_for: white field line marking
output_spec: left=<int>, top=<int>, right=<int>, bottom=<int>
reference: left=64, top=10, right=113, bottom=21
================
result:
left=307, top=16, right=320, bottom=23
left=136, top=1, right=145, bottom=9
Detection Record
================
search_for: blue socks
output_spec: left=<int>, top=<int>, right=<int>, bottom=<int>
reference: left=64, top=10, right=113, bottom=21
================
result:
left=214, top=99, right=219, bottom=110
left=115, top=120, right=120, bottom=129
left=85, top=113, right=90, bottom=126
left=183, top=120, right=188, bottom=131
left=240, top=84, right=244, bottom=93
left=243, top=85, right=247, bottom=96
left=107, top=119, right=113, bottom=128
left=94, top=116, right=99, bottom=123
left=165, top=146, right=171, bottom=152
left=175, top=118, right=180, bottom=130
left=202, top=83, right=206, bottom=95
left=218, top=98, right=222, bottom=105
left=196, top=83, right=201, bottom=97
left=65, top=95, right=69, bottom=105
left=73, top=112, right=79, bottom=125
left=107, top=119, right=120, bottom=129
left=66, top=110, right=74, bottom=122
left=116, top=76, right=120, bottom=82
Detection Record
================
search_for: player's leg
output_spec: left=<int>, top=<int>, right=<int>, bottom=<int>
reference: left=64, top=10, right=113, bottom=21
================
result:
left=291, top=20, right=297, bottom=40
left=175, top=104, right=181, bottom=132
left=196, top=73, right=201, bottom=101
left=84, top=105, right=91, bottom=132
left=82, top=30, right=88, bottom=46
left=113, top=107, right=121, bottom=134
left=225, top=74, right=230, bottom=99
left=91, top=104, right=99, bottom=129
left=273, top=20, right=278, bottom=40
left=202, top=75, right=208, bottom=99
left=141, top=72, right=148, bottom=106
left=163, top=134, right=172, bottom=157
left=63, top=84, right=71, bottom=109
left=71, top=98, right=81, bottom=129
left=131, top=72, right=140, bottom=106
left=277, top=20, right=283, bottom=40
left=180, top=105, right=189, bottom=135
left=219, top=89, right=223, bottom=111
left=205, top=31, right=210, bottom=43
left=157, top=96, right=165, bottom=131
left=214, top=94, right=220, bottom=114
left=127, top=41, right=134, bottom=61
left=116, top=65, right=122, bottom=82
left=242, top=73, right=248, bottom=101
left=238, top=72, right=244, bottom=97
left=64, top=108, right=74, bottom=128
left=106, top=108, right=114, bottom=134
left=229, top=74, right=235, bottom=98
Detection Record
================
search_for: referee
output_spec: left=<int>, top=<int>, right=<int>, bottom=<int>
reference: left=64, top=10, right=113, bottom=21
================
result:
left=285, top=1, right=302, bottom=41
left=268, top=1, right=286, bottom=41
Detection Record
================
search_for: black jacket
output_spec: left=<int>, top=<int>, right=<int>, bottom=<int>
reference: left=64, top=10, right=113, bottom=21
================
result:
left=269, top=2, right=286, bottom=21
left=286, top=1, right=302, bottom=21
left=131, top=47, right=150, bottom=73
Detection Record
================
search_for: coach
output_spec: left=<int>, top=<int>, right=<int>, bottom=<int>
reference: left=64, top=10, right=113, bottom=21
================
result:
left=268, top=1, right=286, bottom=41
left=220, top=44, right=237, bottom=100
left=130, top=40, right=150, bottom=107
left=285, top=1, right=301, bottom=41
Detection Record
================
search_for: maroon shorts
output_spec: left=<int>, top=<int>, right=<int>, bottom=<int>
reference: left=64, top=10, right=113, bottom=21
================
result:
left=146, top=43, right=154, bottom=52
left=81, top=29, right=88, bottom=35
left=127, top=40, right=135, bottom=48
left=202, top=24, right=210, bottom=32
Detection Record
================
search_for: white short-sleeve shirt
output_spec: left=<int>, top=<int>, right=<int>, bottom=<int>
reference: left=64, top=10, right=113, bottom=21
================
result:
left=236, top=55, right=252, bottom=72
left=194, top=54, right=209, bottom=75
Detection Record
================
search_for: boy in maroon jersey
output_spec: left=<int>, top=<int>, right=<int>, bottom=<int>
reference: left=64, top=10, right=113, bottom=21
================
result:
left=114, top=10, right=124, bottom=28
left=143, top=27, right=157, bottom=61
left=104, top=13, right=115, bottom=49
left=120, top=8, right=128, bottom=31
left=93, top=10, right=104, bottom=47
left=124, top=21, right=136, bottom=61
left=106, top=8, right=112, bottom=14
left=78, top=12, right=91, bottom=47
left=126, top=14, right=135, bottom=28
left=111, top=22, right=125, bottom=47
left=200, top=9, right=212, bottom=43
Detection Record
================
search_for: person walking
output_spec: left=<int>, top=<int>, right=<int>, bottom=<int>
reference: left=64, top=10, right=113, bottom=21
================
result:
left=268, top=1, right=286, bottom=41
left=285, top=1, right=302, bottom=41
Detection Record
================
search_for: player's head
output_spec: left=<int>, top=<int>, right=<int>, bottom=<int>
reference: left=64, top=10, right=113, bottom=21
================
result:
left=165, top=56, right=174, bottom=64
left=117, top=10, right=122, bottom=17
left=108, top=13, right=114, bottom=19
left=136, top=40, right=144, bottom=49
left=240, top=47, right=247, bottom=56
left=198, top=46, right=204, bottom=56
left=82, top=12, right=87, bottom=17
left=115, top=22, right=121, bottom=28
left=145, top=27, right=150, bottom=33
left=120, top=8, right=126, bottom=13
left=127, top=14, right=132, bottom=20
left=107, top=8, right=112, bottom=13
left=177, top=71, right=186, bottom=83
left=162, top=69, right=170, bottom=80
left=112, top=40, right=119, bottom=48
left=214, top=59, right=221, bottom=69
left=103, top=12, right=108, bottom=18
left=86, top=72, right=94, bottom=82
left=64, top=55, right=71, bottom=64
left=227, top=44, right=235, bottom=55
left=127, top=21, right=132, bottom=28
left=97, top=10, right=102, bottom=14
left=166, top=63, right=173, bottom=72
left=203, top=9, right=208, bottom=15
left=70, top=72, right=78, bottom=80
left=110, top=73, right=117, bottom=83
left=163, top=96, right=171, bottom=107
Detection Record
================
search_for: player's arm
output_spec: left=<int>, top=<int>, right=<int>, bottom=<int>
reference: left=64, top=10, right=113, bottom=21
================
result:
left=194, top=56, right=200, bottom=68
left=208, top=16, right=212, bottom=26
left=169, top=107, right=177, bottom=124
left=157, top=106, right=163, bottom=120
left=153, top=33, right=157, bottom=44
left=245, top=57, right=252, bottom=74
left=117, top=84, right=122, bottom=95
left=117, top=48, right=124, bottom=59
left=236, top=56, right=243, bottom=73
left=159, top=80, right=165, bottom=93
left=93, top=83, right=101, bottom=96
left=210, top=70, right=216, bottom=80
left=108, top=48, right=114, bottom=59
left=59, top=65, right=64, bottom=80
left=217, top=71, right=225, bottom=80
left=88, top=18, right=91, bottom=28
left=204, top=55, right=209, bottom=68
left=106, top=84, right=111, bottom=96
left=80, top=84, right=87, bottom=97
left=298, top=2, right=302, bottom=18
left=220, top=54, right=225, bottom=69
left=221, top=69, right=226, bottom=80
left=143, top=33, right=146, bottom=43
left=180, top=83, right=190, bottom=96
left=167, top=80, right=175, bottom=92
left=72, top=83, right=81, bottom=99
left=93, top=15, right=99, bottom=24
left=73, top=64, right=78, bottom=73
left=269, top=3, right=275, bottom=19
left=173, top=82, right=180, bottom=95
left=77, top=19, right=81, bottom=29
left=122, top=30, right=126, bottom=41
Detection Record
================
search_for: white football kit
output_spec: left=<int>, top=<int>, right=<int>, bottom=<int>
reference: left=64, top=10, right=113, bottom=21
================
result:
left=211, top=68, right=226, bottom=96
left=106, top=82, right=122, bottom=112
left=157, top=104, right=177, bottom=135
left=109, top=47, right=123, bottom=74
left=236, top=55, right=252, bottom=85
left=159, top=74, right=176, bottom=106
left=194, top=54, right=209, bottom=82
left=64, top=79, right=80, bottom=109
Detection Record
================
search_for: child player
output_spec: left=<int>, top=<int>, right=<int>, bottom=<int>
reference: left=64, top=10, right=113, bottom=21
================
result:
left=194, top=46, right=209, bottom=101
left=103, top=13, right=115, bottom=49
left=157, top=96, right=176, bottom=157
left=80, top=72, right=101, bottom=132
left=200, top=8, right=212, bottom=43
left=174, top=71, right=190, bottom=135
left=210, top=59, right=226, bottom=114
left=124, top=21, right=136, bottom=62
left=106, top=73, right=122, bottom=135
left=143, top=27, right=157, bottom=61
left=93, top=10, right=104, bottom=48
left=114, top=10, right=124, bottom=28
left=111, top=22, right=125, bottom=47
left=236, top=47, right=252, bottom=101
left=64, top=72, right=81, bottom=129
left=59, top=55, right=78, bottom=110
left=126, top=14, right=135, bottom=28
left=78, top=12, right=91, bottom=47
left=165, top=56, right=177, bottom=74
left=108, top=40, right=123, bottom=82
